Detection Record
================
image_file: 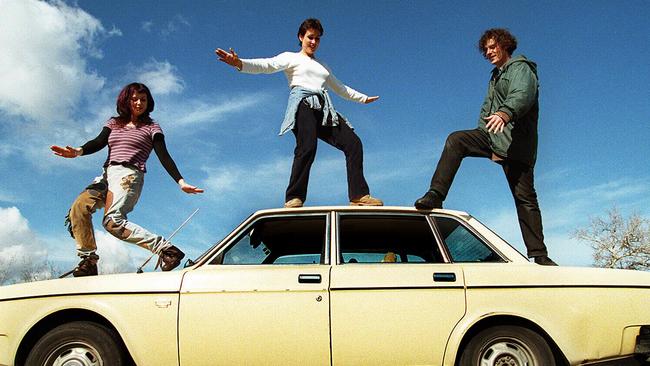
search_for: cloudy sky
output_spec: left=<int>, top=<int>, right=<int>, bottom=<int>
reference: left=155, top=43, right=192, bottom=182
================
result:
left=0, top=0, right=648, bottom=276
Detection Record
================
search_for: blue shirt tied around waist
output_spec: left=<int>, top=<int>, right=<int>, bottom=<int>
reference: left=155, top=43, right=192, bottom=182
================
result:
left=279, top=86, right=352, bottom=136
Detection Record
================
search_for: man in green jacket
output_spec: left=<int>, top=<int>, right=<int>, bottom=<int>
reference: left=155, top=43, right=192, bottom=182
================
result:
left=415, top=28, right=556, bottom=266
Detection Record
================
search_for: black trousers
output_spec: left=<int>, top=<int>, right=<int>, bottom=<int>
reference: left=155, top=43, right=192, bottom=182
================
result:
left=286, top=102, right=370, bottom=202
left=428, top=129, right=548, bottom=258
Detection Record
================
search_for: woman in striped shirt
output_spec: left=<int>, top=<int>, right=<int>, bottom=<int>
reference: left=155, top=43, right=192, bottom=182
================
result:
left=51, top=82, right=203, bottom=277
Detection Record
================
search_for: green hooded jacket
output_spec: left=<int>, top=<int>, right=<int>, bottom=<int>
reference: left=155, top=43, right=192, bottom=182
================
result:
left=477, top=55, right=539, bottom=166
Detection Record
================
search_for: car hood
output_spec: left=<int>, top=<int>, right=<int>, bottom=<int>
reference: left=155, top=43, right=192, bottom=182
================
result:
left=463, top=264, right=650, bottom=288
left=0, top=270, right=186, bottom=302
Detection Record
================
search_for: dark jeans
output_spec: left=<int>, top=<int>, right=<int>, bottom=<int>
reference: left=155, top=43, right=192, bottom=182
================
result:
left=286, top=102, right=370, bottom=202
left=428, top=129, right=547, bottom=258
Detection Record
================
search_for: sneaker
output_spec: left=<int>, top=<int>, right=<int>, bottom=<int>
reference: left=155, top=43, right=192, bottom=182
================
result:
left=284, top=198, right=304, bottom=208
left=73, top=254, right=99, bottom=277
left=156, top=245, right=185, bottom=271
left=534, top=256, right=558, bottom=266
left=414, top=191, right=443, bottom=210
left=350, top=194, right=383, bottom=206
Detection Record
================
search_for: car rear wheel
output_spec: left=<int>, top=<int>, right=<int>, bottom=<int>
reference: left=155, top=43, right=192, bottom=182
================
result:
left=459, top=325, right=555, bottom=366
left=25, top=321, right=126, bottom=366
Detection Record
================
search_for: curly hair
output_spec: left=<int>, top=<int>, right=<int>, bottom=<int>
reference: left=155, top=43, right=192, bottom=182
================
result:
left=115, top=82, right=155, bottom=123
left=297, top=18, right=323, bottom=46
left=478, top=28, right=517, bottom=57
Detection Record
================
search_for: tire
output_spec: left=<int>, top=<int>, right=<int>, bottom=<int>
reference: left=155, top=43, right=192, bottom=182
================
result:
left=25, top=321, right=126, bottom=366
left=459, top=325, right=555, bottom=366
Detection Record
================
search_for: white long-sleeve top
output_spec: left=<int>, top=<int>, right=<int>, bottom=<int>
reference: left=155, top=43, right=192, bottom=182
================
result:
left=240, top=51, right=368, bottom=103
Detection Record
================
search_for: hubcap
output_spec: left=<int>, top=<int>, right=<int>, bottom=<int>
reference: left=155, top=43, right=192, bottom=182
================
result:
left=47, top=341, right=102, bottom=366
left=479, top=338, right=535, bottom=366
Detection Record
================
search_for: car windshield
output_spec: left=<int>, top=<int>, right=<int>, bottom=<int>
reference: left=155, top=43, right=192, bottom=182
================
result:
left=214, top=215, right=328, bottom=265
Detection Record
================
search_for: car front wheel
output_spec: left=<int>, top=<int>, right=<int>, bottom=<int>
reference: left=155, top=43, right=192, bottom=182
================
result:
left=25, top=321, right=126, bottom=366
left=459, top=325, right=555, bottom=366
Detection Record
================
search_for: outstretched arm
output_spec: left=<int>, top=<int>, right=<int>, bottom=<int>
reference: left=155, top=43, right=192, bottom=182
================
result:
left=325, top=66, right=379, bottom=104
left=152, top=134, right=204, bottom=194
left=51, top=126, right=110, bottom=158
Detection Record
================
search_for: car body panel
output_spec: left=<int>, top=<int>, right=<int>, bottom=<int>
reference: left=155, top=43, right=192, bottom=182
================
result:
left=179, top=265, right=331, bottom=365
left=0, top=271, right=184, bottom=365
left=443, top=264, right=650, bottom=365
left=329, top=264, right=466, bottom=365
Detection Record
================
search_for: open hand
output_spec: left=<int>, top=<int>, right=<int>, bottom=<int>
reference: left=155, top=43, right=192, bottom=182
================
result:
left=365, top=96, right=380, bottom=104
left=179, top=179, right=204, bottom=194
left=215, top=48, right=242, bottom=70
left=51, top=145, right=81, bottom=158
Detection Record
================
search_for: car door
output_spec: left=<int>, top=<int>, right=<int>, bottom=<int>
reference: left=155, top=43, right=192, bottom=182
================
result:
left=329, top=212, right=466, bottom=365
left=178, top=213, right=331, bottom=365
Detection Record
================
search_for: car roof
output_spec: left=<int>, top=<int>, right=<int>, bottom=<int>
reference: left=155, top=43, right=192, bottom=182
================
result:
left=251, top=206, right=472, bottom=220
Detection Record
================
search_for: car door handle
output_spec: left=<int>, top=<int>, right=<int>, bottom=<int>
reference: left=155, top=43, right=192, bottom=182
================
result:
left=433, top=272, right=456, bottom=282
left=298, top=274, right=322, bottom=283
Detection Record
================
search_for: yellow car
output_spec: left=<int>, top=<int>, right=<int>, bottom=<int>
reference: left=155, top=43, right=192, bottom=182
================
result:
left=1, top=206, right=649, bottom=366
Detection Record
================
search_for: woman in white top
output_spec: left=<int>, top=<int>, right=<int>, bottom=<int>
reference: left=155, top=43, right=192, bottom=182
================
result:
left=215, top=18, right=382, bottom=208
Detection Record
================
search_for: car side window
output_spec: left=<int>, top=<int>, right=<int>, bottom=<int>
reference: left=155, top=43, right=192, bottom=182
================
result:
left=218, top=215, right=327, bottom=265
left=434, top=216, right=503, bottom=262
left=338, top=214, right=443, bottom=264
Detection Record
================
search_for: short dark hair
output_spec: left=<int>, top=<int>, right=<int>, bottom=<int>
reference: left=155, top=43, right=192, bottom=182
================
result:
left=115, top=82, right=155, bottom=123
left=478, top=28, right=517, bottom=57
left=298, top=18, right=324, bottom=40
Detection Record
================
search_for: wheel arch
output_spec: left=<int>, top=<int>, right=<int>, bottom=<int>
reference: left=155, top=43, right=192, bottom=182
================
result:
left=14, top=308, right=134, bottom=366
left=451, top=314, right=569, bottom=366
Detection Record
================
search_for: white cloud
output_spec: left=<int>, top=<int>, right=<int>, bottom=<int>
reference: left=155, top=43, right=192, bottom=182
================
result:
left=558, top=178, right=649, bottom=202
left=200, top=153, right=362, bottom=209
left=138, top=15, right=189, bottom=38
left=203, top=158, right=288, bottom=196
left=141, top=20, right=154, bottom=32
left=0, top=0, right=110, bottom=122
left=93, top=230, right=147, bottom=274
left=161, top=14, right=190, bottom=37
left=129, top=60, right=185, bottom=96
left=0, top=207, right=39, bottom=250
left=169, top=93, right=270, bottom=126
left=0, top=189, right=20, bottom=204
left=107, top=25, right=122, bottom=37
left=0, top=206, right=49, bottom=283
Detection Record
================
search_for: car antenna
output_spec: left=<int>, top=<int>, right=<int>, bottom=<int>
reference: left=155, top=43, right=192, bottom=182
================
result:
left=136, top=208, right=200, bottom=274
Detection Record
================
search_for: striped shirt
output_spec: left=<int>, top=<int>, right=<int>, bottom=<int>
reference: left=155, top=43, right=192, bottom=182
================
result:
left=105, top=118, right=163, bottom=172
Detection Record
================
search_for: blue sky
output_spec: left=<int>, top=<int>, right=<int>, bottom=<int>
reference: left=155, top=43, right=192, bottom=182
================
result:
left=0, top=0, right=649, bottom=274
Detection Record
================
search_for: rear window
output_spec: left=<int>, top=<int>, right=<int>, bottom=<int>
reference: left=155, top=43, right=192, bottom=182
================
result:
left=434, top=216, right=503, bottom=262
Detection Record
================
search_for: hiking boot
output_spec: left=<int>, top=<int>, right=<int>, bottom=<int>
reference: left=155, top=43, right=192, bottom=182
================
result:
left=157, top=245, right=185, bottom=271
left=534, top=255, right=558, bottom=266
left=284, top=198, right=304, bottom=208
left=414, top=190, right=443, bottom=210
left=73, top=254, right=99, bottom=277
left=350, top=194, right=383, bottom=206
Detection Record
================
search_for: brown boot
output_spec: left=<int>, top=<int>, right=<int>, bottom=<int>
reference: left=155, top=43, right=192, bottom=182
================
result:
left=156, top=245, right=185, bottom=271
left=73, top=253, right=99, bottom=277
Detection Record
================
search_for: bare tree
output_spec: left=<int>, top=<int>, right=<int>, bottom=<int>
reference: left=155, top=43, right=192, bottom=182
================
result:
left=0, top=258, right=12, bottom=285
left=18, top=256, right=50, bottom=283
left=573, top=207, right=650, bottom=270
left=0, top=256, right=58, bottom=285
